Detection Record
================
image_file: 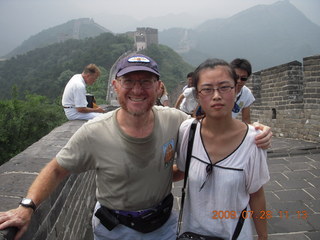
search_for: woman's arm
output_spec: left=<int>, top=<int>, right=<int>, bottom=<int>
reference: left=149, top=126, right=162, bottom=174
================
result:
left=249, top=187, right=268, bottom=240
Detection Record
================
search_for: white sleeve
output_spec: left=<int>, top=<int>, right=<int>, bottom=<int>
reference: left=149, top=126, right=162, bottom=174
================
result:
left=243, top=86, right=255, bottom=108
left=73, top=83, right=88, bottom=107
left=245, top=146, right=270, bottom=194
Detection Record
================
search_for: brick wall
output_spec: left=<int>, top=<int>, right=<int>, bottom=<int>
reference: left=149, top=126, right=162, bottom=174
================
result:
left=0, top=120, right=95, bottom=240
left=246, top=54, right=320, bottom=142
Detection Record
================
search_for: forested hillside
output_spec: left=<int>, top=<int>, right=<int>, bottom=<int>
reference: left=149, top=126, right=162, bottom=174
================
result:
left=0, top=32, right=194, bottom=102
left=0, top=31, right=194, bottom=164
left=0, top=32, right=133, bottom=101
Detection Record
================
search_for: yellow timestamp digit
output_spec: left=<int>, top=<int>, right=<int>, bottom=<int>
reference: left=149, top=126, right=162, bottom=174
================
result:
left=279, top=210, right=289, bottom=219
left=297, top=210, right=308, bottom=219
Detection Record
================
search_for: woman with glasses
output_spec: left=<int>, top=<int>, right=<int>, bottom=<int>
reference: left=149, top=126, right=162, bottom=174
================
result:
left=230, top=58, right=255, bottom=124
left=175, top=58, right=269, bottom=240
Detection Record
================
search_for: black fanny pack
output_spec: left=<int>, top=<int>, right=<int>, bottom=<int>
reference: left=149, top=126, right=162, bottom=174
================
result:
left=177, top=232, right=223, bottom=240
left=95, top=193, right=173, bottom=233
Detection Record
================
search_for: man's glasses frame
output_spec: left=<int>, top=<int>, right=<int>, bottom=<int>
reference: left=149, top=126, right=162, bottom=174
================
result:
left=118, top=78, right=157, bottom=89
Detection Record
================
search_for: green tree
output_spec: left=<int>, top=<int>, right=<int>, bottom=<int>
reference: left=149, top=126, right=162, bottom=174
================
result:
left=0, top=93, right=66, bottom=165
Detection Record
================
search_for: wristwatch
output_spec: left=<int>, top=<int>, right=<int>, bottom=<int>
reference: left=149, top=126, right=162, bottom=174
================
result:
left=20, top=198, right=37, bottom=211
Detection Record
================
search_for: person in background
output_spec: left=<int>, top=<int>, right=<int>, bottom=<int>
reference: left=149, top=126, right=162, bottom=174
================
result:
left=175, top=72, right=198, bottom=115
left=62, top=64, right=106, bottom=120
left=182, top=72, right=194, bottom=91
left=175, top=58, right=269, bottom=240
left=0, top=54, right=272, bottom=240
left=156, top=82, right=169, bottom=106
left=230, top=58, right=255, bottom=124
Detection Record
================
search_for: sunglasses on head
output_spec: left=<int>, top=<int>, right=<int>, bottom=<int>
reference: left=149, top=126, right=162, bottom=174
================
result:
left=236, top=75, right=248, bottom=81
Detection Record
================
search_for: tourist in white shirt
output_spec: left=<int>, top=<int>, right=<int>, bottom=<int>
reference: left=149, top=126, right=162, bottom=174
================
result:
left=62, top=64, right=106, bottom=120
left=230, top=58, right=255, bottom=124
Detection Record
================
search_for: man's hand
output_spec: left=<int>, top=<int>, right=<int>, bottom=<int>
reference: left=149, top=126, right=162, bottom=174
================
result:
left=0, top=206, right=33, bottom=240
left=253, top=122, right=273, bottom=150
left=94, top=106, right=106, bottom=113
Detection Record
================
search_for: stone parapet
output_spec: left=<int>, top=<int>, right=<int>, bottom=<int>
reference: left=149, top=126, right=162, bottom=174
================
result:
left=0, top=120, right=96, bottom=240
left=246, top=54, right=320, bottom=142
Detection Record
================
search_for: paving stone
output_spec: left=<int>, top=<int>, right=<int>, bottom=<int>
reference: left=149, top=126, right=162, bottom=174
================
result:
left=305, top=231, right=320, bottom=240
left=307, top=178, right=320, bottom=188
left=307, top=153, right=320, bottom=162
left=265, top=191, right=280, bottom=202
left=276, top=179, right=312, bottom=189
left=268, top=216, right=314, bottom=233
left=267, top=158, right=288, bottom=165
left=306, top=213, right=320, bottom=230
left=269, top=172, right=289, bottom=181
left=285, top=155, right=314, bottom=163
left=267, top=200, right=307, bottom=216
left=304, top=199, right=320, bottom=213
left=308, top=169, right=320, bottom=177
left=268, top=164, right=291, bottom=173
left=283, top=170, right=316, bottom=180
left=264, top=180, right=284, bottom=191
left=275, top=189, right=314, bottom=201
left=303, top=187, right=320, bottom=199
left=268, top=233, right=310, bottom=240
left=286, top=162, right=315, bottom=171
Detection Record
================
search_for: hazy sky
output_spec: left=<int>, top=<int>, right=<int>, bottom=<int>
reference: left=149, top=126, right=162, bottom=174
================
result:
left=0, top=0, right=319, bottom=56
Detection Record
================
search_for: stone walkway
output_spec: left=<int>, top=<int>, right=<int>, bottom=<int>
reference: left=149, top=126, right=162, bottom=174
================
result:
left=172, top=137, right=320, bottom=240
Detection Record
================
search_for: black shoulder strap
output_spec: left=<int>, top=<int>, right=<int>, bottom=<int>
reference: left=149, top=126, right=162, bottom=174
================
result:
left=176, top=119, right=197, bottom=236
left=232, top=207, right=247, bottom=240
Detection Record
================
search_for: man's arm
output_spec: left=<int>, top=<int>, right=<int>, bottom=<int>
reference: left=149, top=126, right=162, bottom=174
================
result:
left=162, top=99, right=169, bottom=107
left=76, top=106, right=105, bottom=113
left=172, top=164, right=184, bottom=182
left=249, top=187, right=268, bottom=240
left=174, top=94, right=184, bottom=109
left=0, top=158, right=70, bottom=240
left=241, top=107, right=251, bottom=124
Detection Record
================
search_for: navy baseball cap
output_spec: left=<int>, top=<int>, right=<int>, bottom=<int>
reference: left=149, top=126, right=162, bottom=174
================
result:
left=115, top=54, right=160, bottom=78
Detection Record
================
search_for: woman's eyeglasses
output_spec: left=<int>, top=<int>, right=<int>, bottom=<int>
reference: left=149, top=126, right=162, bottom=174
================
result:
left=198, top=86, right=235, bottom=96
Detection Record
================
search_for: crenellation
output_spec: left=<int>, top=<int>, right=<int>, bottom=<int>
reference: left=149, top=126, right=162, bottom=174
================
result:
left=249, top=54, right=319, bottom=142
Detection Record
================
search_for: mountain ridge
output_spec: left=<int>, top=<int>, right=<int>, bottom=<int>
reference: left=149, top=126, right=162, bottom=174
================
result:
left=4, top=18, right=110, bottom=58
left=3, top=1, right=320, bottom=72
left=160, top=0, right=320, bottom=70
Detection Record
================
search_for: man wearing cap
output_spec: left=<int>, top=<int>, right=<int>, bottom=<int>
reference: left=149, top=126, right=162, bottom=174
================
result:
left=0, top=54, right=272, bottom=240
left=62, top=63, right=106, bottom=120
